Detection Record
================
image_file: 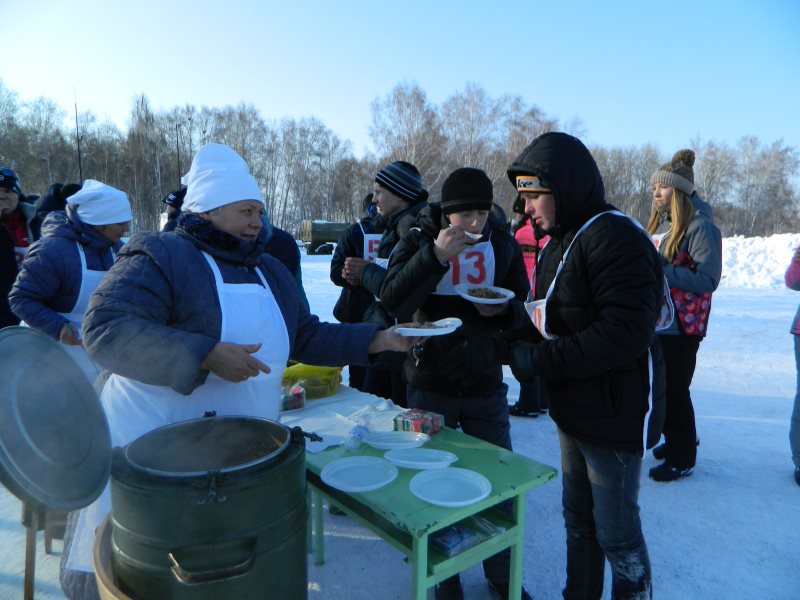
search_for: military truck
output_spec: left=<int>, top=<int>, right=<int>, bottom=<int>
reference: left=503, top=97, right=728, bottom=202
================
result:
left=299, top=220, right=351, bottom=255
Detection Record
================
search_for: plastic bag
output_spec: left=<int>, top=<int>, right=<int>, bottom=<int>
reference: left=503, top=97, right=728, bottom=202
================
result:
left=281, top=363, right=341, bottom=399
left=429, top=514, right=505, bottom=557
left=280, top=384, right=305, bottom=411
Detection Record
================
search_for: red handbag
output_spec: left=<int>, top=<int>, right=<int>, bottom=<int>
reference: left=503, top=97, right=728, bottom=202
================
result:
left=669, top=251, right=712, bottom=337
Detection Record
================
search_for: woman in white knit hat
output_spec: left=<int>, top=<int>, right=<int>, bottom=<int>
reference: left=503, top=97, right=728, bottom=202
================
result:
left=59, top=143, right=419, bottom=596
left=10, top=179, right=131, bottom=385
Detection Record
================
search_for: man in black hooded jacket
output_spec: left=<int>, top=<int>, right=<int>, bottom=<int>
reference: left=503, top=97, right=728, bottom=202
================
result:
left=506, top=133, right=662, bottom=599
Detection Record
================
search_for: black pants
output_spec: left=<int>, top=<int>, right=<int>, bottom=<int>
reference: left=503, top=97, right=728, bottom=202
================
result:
left=363, top=365, right=408, bottom=407
left=516, top=376, right=548, bottom=412
left=407, top=384, right=513, bottom=585
left=347, top=364, right=367, bottom=391
left=658, top=334, right=701, bottom=468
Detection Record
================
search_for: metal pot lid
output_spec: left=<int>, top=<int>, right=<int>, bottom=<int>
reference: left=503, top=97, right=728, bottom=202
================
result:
left=123, top=416, right=290, bottom=477
left=0, top=327, right=111, bottom=511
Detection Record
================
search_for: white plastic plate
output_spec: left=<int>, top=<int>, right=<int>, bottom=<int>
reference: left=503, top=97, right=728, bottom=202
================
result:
left=364, top=431, right=430, bottom=450
left=395, top=317, right=462, bottom=337
left=454, top=284, right=515, bottom=305
left=384, top=448, right=458, bottom=470
left=320, top=456, right=398, bottom=492
left=409, top=467, right=492, bottom=507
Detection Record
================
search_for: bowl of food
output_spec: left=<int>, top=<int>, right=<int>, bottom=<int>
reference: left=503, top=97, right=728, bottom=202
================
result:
left=454, top=284, right=515, bottom=305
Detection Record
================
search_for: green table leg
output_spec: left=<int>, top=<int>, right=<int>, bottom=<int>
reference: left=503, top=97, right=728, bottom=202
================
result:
left=508, top=493, right=527, bottom=600
left=314, top=490, right=325, bottom=565
left=411, top=533, right=429, bottom=600
left=306, top=492, right=312, bottom=553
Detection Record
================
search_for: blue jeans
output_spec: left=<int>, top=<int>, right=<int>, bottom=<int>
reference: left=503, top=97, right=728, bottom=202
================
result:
left=558, top=429, right=652, bottom=600
left=791, top=336, right=800, bottom=468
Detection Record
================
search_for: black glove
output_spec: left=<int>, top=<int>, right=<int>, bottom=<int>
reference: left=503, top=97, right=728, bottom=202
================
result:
left=508, top=341, right=537, bottom=383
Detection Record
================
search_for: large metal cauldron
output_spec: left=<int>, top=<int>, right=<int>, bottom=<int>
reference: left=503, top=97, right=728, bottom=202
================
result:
left=109, top=416, right=307, bottom=599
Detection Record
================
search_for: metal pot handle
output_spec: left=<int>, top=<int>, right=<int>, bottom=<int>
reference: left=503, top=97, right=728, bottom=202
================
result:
left=168, top=538, right=256, bottom=584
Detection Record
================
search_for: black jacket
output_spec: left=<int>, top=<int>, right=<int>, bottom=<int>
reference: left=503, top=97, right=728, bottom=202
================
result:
left=507, top=132, right=663, bottom=452
left=1, top=203, right=42, bottom=327
left=330, top=214, right=385, bottom=323
left=361, top=200, right=427, bottom=327
left=381, top=203, right=531, bottom=395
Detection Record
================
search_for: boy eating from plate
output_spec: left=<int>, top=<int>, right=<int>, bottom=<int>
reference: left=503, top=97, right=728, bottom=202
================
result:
left=379, top=167, right=533, bottom=600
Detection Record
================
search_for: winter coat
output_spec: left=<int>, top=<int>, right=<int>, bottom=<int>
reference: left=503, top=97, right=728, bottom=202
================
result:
left=1, top=202, right=42, bottom=327
left=653, top=193, right=722, bottom=337
left=82, top=214, right=379, bottom=396
left=380, top=203, right=531, bottom=395
left=162, top=208, right=180, bottom=232
left=261, top=214, right=309, bottom=311
left=330, top=214, right=386, bottom=323
left=361, top=200, right=428, bottom=327
left=507, top=132, right=663, bottom=452
left=9, top=207, right=122, bottom=339
left=785, top=248, right=800, bottom=334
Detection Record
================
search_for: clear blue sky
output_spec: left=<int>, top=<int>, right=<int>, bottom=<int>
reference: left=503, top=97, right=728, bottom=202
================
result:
left=5, top=0, right=799, bottom=157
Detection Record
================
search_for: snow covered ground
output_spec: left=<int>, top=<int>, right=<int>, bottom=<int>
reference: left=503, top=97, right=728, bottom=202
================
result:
left=2, top=234, right=799, bottom=599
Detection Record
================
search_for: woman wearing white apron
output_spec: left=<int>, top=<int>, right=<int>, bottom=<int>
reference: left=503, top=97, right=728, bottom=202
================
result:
left=60, top=143, right=419, bottom=598
left=9, top=180, right=131, bottom=386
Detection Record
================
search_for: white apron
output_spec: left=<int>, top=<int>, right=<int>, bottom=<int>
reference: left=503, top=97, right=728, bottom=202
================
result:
left=58, top=243, right=111, bottom=383
left=20, top=243, right=110, bottom=384
left=67, top=253, right=290, bottom=572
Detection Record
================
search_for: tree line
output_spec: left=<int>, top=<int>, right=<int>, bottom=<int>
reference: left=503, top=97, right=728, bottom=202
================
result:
left=1, top=79, right=797, bottom=237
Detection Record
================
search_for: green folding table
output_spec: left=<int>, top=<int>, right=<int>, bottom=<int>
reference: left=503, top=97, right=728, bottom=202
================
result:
left=305, top=427, right=557, bottom=600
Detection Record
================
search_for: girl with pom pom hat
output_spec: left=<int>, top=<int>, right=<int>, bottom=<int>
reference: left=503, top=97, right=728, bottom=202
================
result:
left=646, top=149, right=722, bottom=482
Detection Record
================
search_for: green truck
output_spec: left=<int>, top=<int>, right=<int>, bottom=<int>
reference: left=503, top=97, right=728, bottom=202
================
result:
left=299, top=220, right=351, bottom=255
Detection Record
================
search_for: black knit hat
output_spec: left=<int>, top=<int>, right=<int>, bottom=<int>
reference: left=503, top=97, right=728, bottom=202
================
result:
left=164, top=187, right=187, bottom=208
left=0, top=167, right=22, bottom=196
left=440, top=167, right=493, bottom=214
left=650, top=149, right=695, bottom=196
left=60, top=183, right=82, bottom=202
left=375, top=161, right=428, bottom=204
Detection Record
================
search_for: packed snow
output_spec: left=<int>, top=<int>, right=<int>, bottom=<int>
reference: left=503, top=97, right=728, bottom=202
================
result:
left=1, top=234, right=799, bottom=599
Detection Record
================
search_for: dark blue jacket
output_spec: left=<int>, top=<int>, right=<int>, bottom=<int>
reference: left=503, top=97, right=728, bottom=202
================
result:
left=9, top=207, right=122, bottom=340
left=262, top=214, right=309, bottom=310
left=82, top=215, right=379, bottom=395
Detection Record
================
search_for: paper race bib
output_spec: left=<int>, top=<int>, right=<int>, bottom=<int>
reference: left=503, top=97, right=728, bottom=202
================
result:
left=433, top=240, right=496, bottom=295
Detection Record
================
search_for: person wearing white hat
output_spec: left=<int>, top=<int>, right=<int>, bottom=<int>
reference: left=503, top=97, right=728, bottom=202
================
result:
left=10, top=179, right=131, bottom=385
left=58, top=143, right=420, bottom=593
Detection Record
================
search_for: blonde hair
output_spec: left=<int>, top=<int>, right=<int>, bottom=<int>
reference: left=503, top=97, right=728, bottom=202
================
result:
left=646, top=187, right=695, bottom=261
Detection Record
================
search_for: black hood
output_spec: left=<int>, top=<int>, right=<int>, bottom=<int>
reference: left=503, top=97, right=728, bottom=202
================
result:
left=507, top=132, right=607, bottom=237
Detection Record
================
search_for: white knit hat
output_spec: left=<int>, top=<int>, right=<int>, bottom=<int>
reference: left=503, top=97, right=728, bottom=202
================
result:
left=67, top=179, right=132, bottom=225
left=181, top=143, right=263, bottom=213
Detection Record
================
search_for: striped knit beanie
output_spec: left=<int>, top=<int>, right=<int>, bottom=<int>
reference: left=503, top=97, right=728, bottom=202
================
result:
left=374, top=161, right=428, bottom=204
left=650, top=149, right=695, bottom=196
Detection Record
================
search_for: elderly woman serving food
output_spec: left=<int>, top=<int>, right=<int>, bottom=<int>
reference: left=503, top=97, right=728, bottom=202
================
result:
left=61, top=143, right=419, bottom=595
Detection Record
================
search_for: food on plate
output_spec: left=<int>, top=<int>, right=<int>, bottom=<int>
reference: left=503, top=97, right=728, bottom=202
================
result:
left=466, top=287, right=506, bottom=300
left=406, top=321, right=446, bottom=329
